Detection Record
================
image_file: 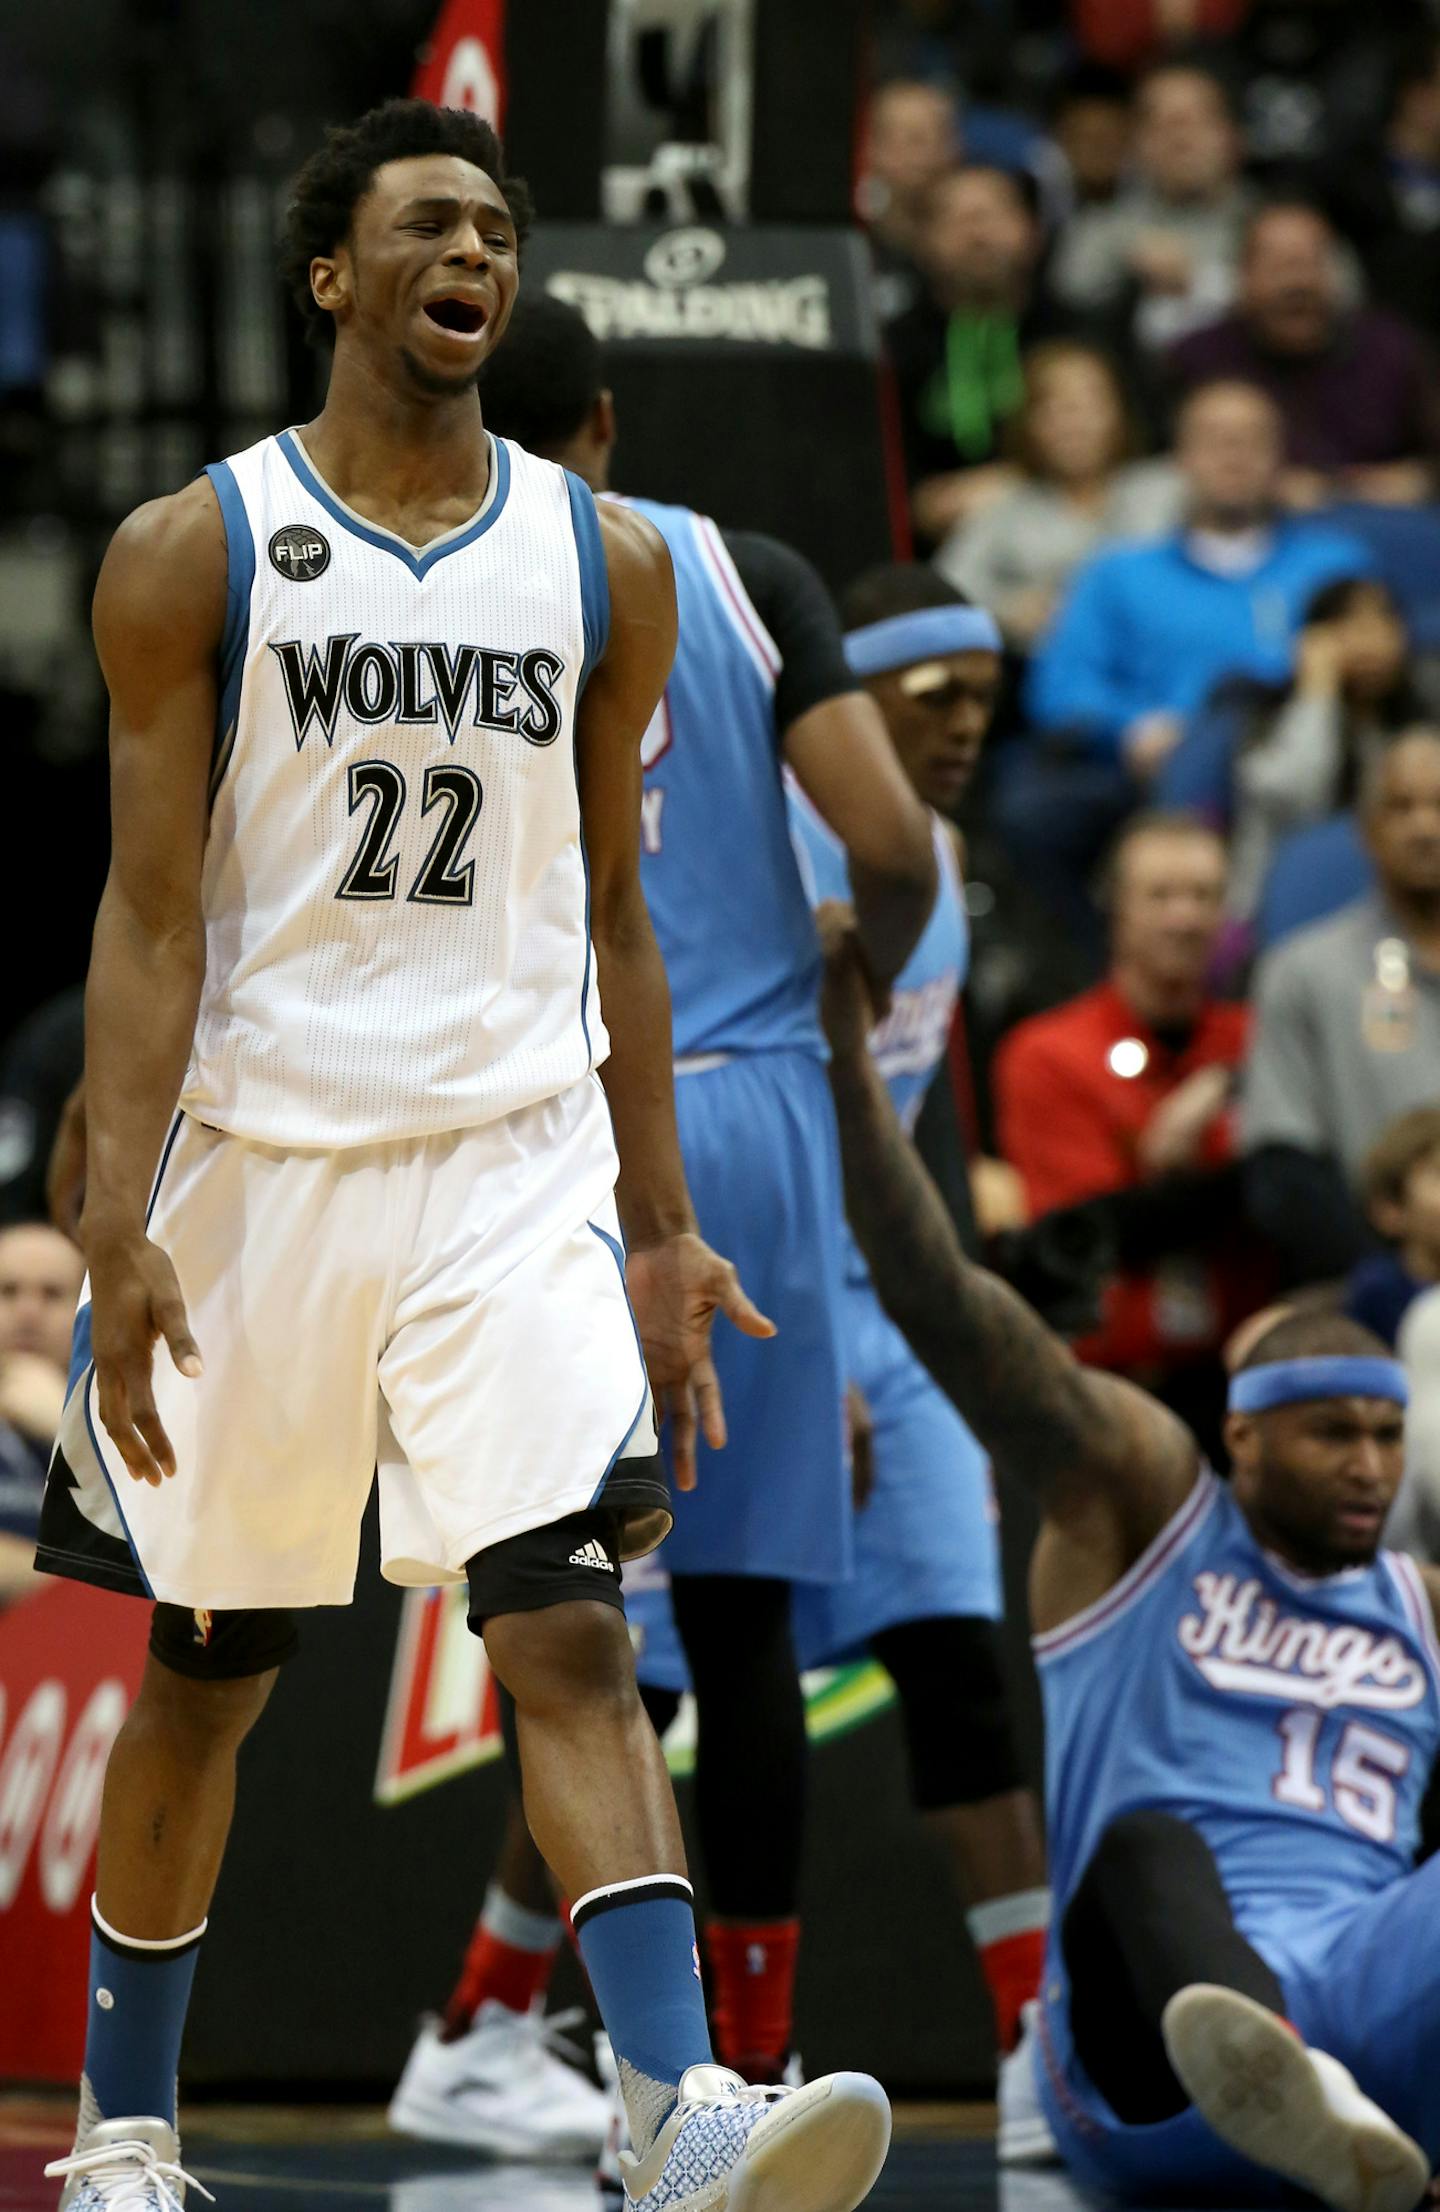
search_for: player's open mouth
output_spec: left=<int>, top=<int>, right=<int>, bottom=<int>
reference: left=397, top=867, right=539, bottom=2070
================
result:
left=423, top=296, right=488, bottom=336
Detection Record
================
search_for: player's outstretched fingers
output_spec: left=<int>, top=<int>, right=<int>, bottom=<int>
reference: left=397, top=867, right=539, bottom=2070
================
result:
left=667, top=1383, right=699, bottom=1493
left=717, top=1266, right=776, bottom=1341
left=693, top=1354, right=728, bottom=1454
left=152, top=1260, right=204, bottom=1381
left=96, top=1370, right=162, bottom=1487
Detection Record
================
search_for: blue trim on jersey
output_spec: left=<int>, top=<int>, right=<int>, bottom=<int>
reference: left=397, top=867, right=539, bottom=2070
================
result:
left=84, top=1367, right=155, bottom=1599
left=586, top=1220, right=653, bottom=1503
left=564, top=472, right=611, bottom=689
left=203, top=460, right=255, bottom=794
left=276, top=429, right=512, bottom=580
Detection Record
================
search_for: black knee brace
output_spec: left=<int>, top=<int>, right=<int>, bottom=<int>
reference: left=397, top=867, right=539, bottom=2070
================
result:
left=871, top=1615, right=1025, bottom=1811
left=149, top=1603, right=299, bottom=1681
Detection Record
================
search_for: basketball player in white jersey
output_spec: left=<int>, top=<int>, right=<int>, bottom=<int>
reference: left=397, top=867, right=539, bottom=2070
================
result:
left=34, top=100, right=891, bottom=2212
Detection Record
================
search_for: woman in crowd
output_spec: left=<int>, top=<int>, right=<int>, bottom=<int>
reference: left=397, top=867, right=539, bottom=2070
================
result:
left=934, top=340, right=1182, bottom=649
left=1159, top=575, right=1431, bottom=920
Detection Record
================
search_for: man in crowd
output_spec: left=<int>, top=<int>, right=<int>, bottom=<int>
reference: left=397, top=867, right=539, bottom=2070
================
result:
left=885, top=164, right=1070, bottom=547
left=859, top=79, right=962, bottom=321
left=995, top=814, right=1260, bottom=1458
left=1026, top=380, right=1372, bottom=778
left=820, top=917, right=1439, bottom=2212
left=1167, top=202, right=1440, bottom=508
left=0, top=1219, right=83, bottom=1604
left=1005, top=380, right=1370, bottom=931
left=1049, top=65, right=1252, bottom=355
left=1244, top=726, right=1440, bottom=1284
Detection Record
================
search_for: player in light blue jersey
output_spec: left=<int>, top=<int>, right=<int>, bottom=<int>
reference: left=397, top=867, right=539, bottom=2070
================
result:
left=821, top=917, right=1440, bottom=2212
left=786, top=568, right=1050, bottom=2146
left=395, top=293, right=937, bottom=2151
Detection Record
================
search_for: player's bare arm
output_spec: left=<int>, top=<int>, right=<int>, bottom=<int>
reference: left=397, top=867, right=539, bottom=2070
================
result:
left=818, top=907, right=1198, bottom=1627
left=580, top=501, right=774, bottom=1486
left=784, top=691, right=937, bottom=983
left=82, top=477, right=224, bottom=1488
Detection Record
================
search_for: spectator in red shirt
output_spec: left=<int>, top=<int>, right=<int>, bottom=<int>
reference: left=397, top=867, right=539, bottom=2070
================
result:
left=994, top=812, right=1264, bottom=1450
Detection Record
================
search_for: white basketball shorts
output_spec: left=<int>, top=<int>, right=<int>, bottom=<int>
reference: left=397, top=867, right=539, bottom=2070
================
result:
left=39, top=1076, right=662, bottom=1611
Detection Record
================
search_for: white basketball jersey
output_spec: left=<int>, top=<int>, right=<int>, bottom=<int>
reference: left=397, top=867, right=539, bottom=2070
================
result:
left=183, top=430, right=611, bottom=1148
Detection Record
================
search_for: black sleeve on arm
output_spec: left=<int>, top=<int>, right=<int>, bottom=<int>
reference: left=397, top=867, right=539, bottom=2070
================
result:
left=1243, top=1143, right=1371, bottom=1286
left=721, top=529, right=856, bottom=744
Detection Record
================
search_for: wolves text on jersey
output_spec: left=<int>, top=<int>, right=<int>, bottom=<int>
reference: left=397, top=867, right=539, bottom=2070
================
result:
left=269, top=635, right=567, bottom=750
left=1179, top=1572, right=1427, bottom=1712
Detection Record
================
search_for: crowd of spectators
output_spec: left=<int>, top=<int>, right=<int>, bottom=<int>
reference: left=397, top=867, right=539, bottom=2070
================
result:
left=861, top=1, right=1440, bottom=1549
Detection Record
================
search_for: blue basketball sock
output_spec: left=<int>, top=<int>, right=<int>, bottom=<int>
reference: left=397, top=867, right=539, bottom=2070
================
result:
left=82, top=1899, right=206, bottom=2128
left=573, top=1875, right=713, bottom=2156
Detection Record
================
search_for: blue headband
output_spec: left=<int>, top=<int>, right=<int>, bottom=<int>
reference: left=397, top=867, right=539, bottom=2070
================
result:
left=844, top=606, right=1003, bottom=678
left=1228, top=1357, right=1410, bottom=1416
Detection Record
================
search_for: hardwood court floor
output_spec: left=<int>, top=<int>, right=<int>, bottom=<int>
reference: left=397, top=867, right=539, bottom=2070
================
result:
left=0, top=2094, right=1240, bottom=2212
left=3, top=2095, right=999, bottom=2210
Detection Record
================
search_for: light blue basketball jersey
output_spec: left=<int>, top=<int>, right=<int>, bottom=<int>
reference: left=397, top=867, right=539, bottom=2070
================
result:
left=788, top=784, right=967, bottom=1284
left=1039, top=1472, right=1440, bottom=1948
left=624, top=498, right=825, bottom=1063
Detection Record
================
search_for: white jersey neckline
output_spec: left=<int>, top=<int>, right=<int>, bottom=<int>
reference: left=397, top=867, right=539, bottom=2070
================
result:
left=278, top=425, right=506, bottom=559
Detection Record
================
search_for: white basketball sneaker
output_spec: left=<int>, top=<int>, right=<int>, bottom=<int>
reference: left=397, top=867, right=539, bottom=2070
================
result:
left=46, top=2118, right=212, bottom=2212
left=997, top=2005, right=1060, bottom=2168
left=619, top=2063, right=891, bottom=2212
left=389, top=2003, right=611, bottom=2161
left=1162, top=1985, right=1430, bottom=2212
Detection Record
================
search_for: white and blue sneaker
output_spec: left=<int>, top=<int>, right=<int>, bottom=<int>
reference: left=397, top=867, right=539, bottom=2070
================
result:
left=618, top=2064, right=891, bottom=2212
left=46, top=2118, right=212, bottom=2211
left=997, top=2005, right=1060, bottom=2168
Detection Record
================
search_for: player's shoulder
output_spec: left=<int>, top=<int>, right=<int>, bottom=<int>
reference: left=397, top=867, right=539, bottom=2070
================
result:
left=95, top=476, right=228, bottom=651
left=1414, top=1560, right=1440, bottom=1638
left=594, top=499, right=677, bottom=633
left=106, top=474, right=227, bottom=575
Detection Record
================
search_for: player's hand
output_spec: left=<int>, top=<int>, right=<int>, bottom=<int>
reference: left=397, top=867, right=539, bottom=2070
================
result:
left=626, top=1232, right=775, bottom=1493
left=85, top=1232, right=202, bottom=1486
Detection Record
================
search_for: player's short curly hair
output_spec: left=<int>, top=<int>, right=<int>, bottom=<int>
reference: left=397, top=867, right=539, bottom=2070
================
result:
left=280, top=98, right=534, bottom=347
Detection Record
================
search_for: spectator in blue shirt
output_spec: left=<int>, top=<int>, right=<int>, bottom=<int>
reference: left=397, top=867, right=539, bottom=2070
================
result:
left=990, top=381, right=1372, bottom=953
left=1026, top=380, right=1374, bottom=772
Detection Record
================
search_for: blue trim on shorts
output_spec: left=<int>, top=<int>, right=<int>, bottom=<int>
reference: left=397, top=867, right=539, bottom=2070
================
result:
left=145, top=1112, right=185, bottom=1230
left=83, top=1368, right=154, bottom=1599
left=587, top=1220, right=653, bottom=1505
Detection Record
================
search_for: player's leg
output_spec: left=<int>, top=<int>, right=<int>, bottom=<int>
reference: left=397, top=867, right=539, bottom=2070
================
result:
left=1288, top=1847, right=1440, bottom=2164
left=47, top=1610, right=293, bottom=2205
left=870, top=1616, right=1046, bottom=2056
left=669, top=1569, right=807, bottom=2082
left=1062, top=1809, right=1286, bottom=2125
left=1052, top=1810, right=1428, bottom=2212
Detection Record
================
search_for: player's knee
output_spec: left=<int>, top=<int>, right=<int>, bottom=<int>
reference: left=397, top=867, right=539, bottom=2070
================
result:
left=1083, top=1809, right=1196, bottom=1902
left=485, top=1598, right=638, bottom=1721
left=876, top=1616, right=1023, bottom=1810
left=131, top=1650, right=277, bottom=1756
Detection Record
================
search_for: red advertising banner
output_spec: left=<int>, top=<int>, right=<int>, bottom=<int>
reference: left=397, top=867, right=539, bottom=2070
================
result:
left=411, top=0, right=507, bottom=123
left=0, top=1583, right=151, bottom=2082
